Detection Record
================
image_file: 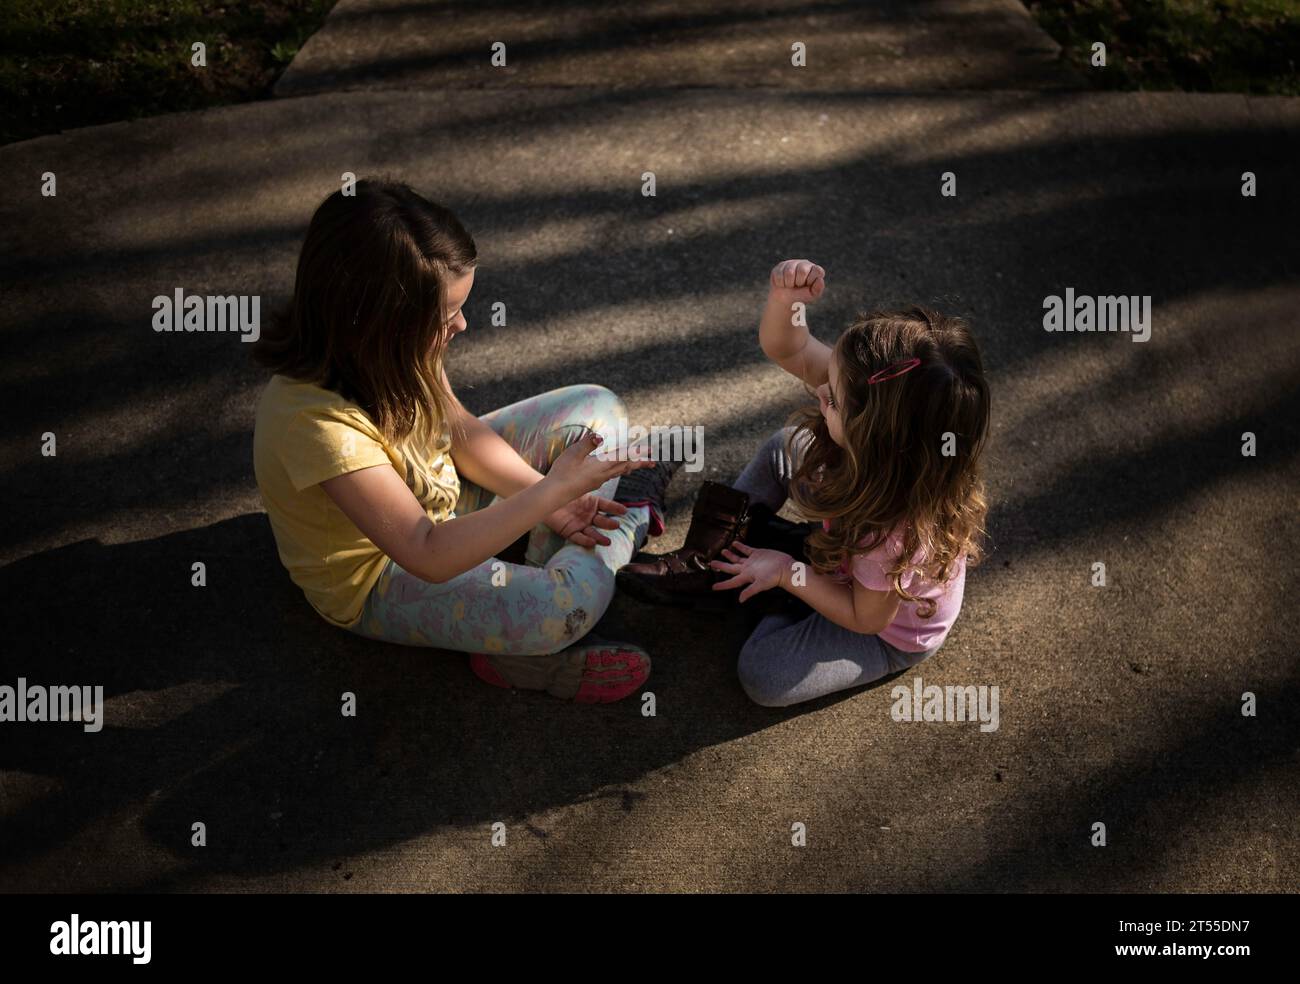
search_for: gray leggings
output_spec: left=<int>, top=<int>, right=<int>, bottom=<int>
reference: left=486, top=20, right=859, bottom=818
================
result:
left=731, top=429, right=937, bottom=708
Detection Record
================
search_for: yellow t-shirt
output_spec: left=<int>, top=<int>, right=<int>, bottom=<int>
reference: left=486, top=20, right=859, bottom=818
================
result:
left=253, top=374, right=461, bottom=627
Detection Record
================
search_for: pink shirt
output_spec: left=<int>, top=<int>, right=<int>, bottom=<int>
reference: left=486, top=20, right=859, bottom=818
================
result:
left=825, top=520, right=966, bottom=652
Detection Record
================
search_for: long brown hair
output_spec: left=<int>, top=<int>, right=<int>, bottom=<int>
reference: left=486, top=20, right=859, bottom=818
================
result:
left=254, top=179, right=477, bottom=456
left=790, top=306, right=990, bottom=617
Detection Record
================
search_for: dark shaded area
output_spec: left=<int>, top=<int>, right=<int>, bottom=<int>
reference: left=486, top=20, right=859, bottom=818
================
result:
left=0, top=0, right=337, bottom=145
left=1030, top=0, right=1300, bottom=96
left=0, top=514, right=887, bottom=883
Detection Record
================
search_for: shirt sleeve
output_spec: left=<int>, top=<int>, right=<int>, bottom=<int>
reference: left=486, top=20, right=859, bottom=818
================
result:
left=279, top=408, right=392, bottom=492
left=849, top=530, right=915, bottom=593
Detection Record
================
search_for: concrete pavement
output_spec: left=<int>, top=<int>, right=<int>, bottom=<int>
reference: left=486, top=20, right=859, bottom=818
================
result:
left=0, top=5, right=1297, bottom=893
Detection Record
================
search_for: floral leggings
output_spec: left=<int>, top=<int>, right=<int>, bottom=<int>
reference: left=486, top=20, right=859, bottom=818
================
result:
left=350, top=385, right=650, bottom=657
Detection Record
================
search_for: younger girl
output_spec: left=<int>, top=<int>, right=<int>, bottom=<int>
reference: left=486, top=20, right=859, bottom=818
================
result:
left=252, top=180, right=670, bottom=703
left=624, top=260, right=990, bottom=707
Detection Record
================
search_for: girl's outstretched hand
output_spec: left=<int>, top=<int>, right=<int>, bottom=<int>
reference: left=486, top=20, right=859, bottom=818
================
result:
left=709, top=540, right=793, bottom=602
left=545, top=494, right=626, bottom=548
left=769, top=259, right=826, bottom=303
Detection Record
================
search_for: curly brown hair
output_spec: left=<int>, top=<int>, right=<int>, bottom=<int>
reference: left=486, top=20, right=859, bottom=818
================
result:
left=789, top=306, right=991, bottom=618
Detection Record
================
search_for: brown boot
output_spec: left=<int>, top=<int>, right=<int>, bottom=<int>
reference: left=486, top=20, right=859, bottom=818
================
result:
left=616, top=481, right=751, bottom=608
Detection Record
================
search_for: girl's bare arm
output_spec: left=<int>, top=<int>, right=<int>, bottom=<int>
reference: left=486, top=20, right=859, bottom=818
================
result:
left=759, top=259, right=833, bottom=389
left=320, top=433, right=629, bottom=584
left=443, top=390, right=546, bottom=498
left=784, top=564, right=901, bottom=636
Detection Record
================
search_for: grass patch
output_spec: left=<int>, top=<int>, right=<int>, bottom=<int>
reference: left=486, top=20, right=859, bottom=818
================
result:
left=1029, top=0, right=1300, bottom=94
left=0, top=0, right=336, bottom=145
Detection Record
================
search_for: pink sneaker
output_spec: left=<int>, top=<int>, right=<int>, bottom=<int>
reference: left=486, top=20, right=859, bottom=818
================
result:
left=469, top=637, right=651, bottom=703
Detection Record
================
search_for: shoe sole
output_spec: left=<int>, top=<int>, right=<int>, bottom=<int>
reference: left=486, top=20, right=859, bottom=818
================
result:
left=470, top=644, right=651, bottom=703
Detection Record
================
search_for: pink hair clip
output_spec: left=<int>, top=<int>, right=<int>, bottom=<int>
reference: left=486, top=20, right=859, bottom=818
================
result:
left=867, top=358, right=921, bottom=384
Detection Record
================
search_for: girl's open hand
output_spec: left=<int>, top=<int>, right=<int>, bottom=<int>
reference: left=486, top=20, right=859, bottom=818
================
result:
left=769, top=259, right=826, bottom=304
left=545, top=494, right=626, bottom=548
left=709, top=541, right=793, bottom=602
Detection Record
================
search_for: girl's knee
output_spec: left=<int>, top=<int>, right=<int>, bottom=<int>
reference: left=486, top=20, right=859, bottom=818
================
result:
left=524, top=605, right=601, bottom=656
left=540, top=385, right=628, bottom=454
left=737, top=641, right=794, bottom=708
left=565, top=384, right=627, bottom=426
left=762, top=427, right=804, bottom=481
left=527, top=565, right=612, bottom=651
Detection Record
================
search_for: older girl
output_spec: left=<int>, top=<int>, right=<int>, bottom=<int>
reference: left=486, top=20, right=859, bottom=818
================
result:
left=253, top=180, right=672, bottom=703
